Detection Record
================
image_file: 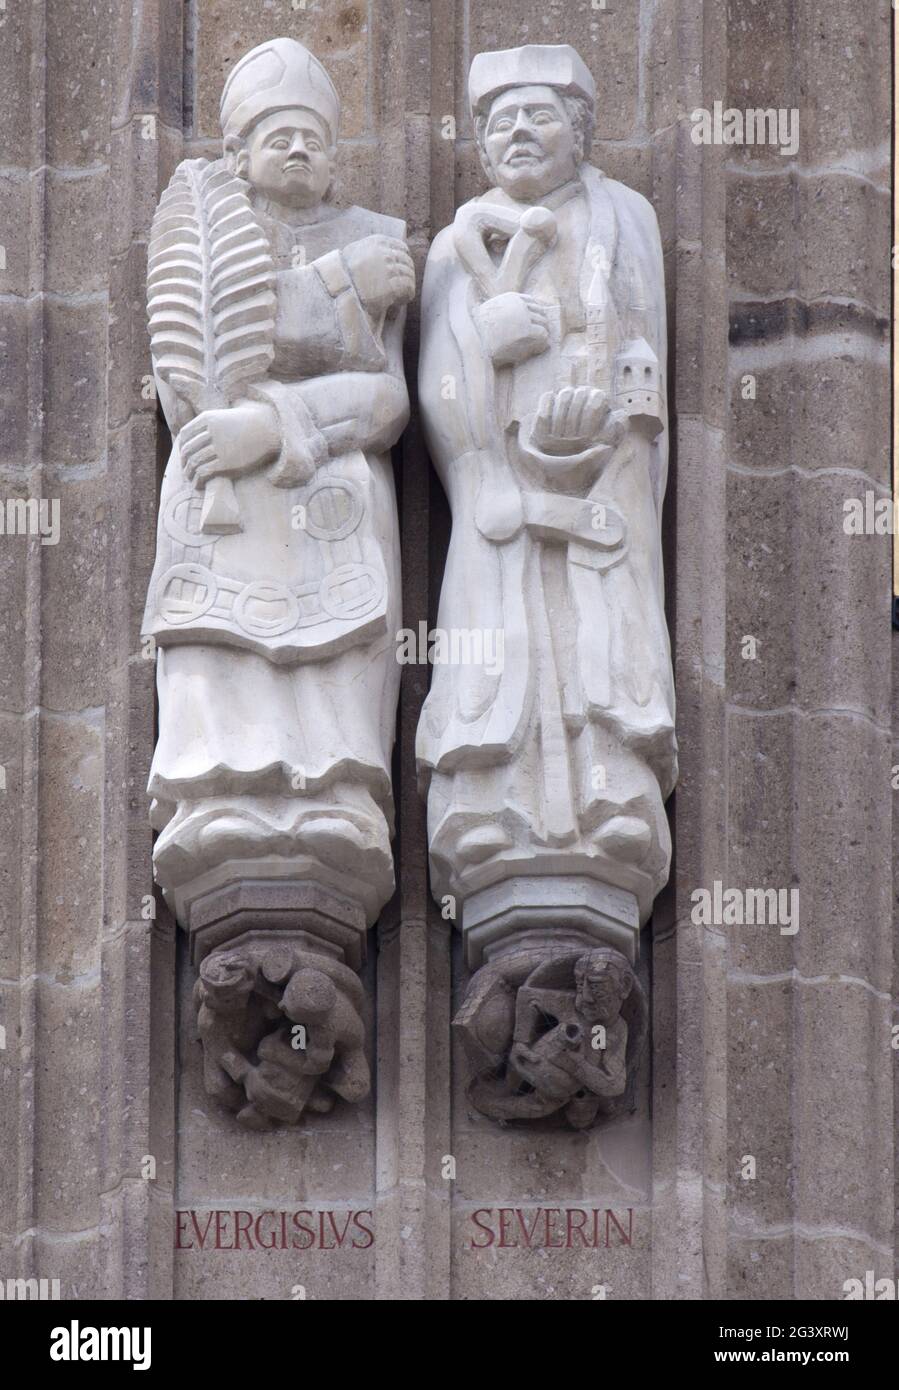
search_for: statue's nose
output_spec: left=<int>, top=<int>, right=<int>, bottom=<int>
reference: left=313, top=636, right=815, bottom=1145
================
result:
left=510, top=110, right=535, bottom=137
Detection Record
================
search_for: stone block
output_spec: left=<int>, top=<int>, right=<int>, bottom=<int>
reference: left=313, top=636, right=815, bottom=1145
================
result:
left=33, top=979, right=103, bottom=1232
left=36, top=712, right=104, bottom=980
left=43, top=298, right=109, bottom=466
left=39, top=474, right=110, bottom=713
left=730, top=350, right=890, bottom=488
left=194, top=0, right=370, bottom=141
left=46, top=1, right=114, bottom=167
left=45, top=168, right=110, bottom=296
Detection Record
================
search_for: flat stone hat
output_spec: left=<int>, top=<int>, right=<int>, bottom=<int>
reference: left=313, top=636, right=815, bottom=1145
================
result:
left=220, top=37, right=340, bottom=143
left=468, top=44, right=596, bottom=120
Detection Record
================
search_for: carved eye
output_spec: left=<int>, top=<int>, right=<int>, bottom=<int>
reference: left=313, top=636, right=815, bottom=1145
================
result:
left=492, top=118, right=513, bottom=133
left=271, top=139, right=289, bottom=150
left=532, top=110, right=557, bottom=125
left=306, top=139, right=322, bottom=153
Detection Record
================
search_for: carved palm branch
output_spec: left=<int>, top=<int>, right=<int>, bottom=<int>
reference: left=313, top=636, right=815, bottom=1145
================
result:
left=147, top=158, right=276, bottom=532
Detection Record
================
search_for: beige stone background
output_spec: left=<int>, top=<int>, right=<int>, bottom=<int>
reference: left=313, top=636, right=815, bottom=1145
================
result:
left=0, top=0, right=893, bottom=1300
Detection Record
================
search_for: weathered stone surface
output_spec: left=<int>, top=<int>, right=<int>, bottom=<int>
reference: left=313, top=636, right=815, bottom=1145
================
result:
left=36, top=714, right=104, bottom=980
left=5, top=0, right=893, bottom=1310
left=42, top=299, right=110, bottom=466
left=730, top=351, right=890, bottom=486
left=194, top=1, right=370, bottom=141
left=728, top=175, right=890, bottom=317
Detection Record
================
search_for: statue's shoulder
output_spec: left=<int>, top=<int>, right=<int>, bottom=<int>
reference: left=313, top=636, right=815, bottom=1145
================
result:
left=341, top=204, right=407, bottom=240
left=587, top=165, right=659, bottom=234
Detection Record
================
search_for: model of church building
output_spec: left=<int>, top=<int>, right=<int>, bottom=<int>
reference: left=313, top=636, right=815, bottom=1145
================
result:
left=613, top=257, right=663, bottom=436
left=582, top=250, right=662, bottom=437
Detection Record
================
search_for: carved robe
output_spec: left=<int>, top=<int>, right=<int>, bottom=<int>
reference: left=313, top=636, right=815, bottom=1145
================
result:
left=143, top=193, right=408, bottom=907
left=417, top=165, right=676, bottom=903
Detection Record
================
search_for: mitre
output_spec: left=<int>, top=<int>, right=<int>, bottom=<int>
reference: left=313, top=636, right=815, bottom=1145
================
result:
left=468, top=43, right=596, bottom=120
left=220, top=37, right=340, bottom=143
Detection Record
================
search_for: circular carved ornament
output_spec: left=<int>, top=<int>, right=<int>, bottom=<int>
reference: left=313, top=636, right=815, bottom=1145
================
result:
left=320, top=564, right=382, bottom=621
left=233, top=581, right=301, bottom=637
left=157, top=563, right=218, bottom=624
left=162, top=488, right=208, bottom=548
left=302, top=478, right=364, bottom=541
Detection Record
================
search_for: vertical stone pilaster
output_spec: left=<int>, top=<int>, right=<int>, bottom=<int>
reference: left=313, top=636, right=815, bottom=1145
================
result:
left=650, top=0, right=730, bottom=1301
left=724, top=0, right=893, bottom=1298
left=374, top=0, right=453, bottom=1303
left=101, top=0, right=183, bottom=1301
left=0, top=0, right=48, bottom=1294
left=0, top=0, right=183, bottom=1301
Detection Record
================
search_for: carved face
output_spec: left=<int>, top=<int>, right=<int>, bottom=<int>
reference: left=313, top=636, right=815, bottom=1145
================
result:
left=574, top=962, right=625, bottom=1023
left=483, top=85, right=578, bottom=200
left=243, top=108, right=333, bottom=208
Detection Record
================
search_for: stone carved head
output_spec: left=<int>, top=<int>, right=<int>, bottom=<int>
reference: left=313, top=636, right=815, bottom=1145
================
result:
left=573, top=948, right=634, bottom=1024
left=219, top=37, right=340, bottom=208
left=469, top=44, right=596, bottom=200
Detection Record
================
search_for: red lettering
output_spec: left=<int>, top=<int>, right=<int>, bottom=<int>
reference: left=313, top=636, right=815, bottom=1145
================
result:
left=606, top=1208, right=633, bottom=1248
left=516, top=1208, right=543, bottom=1248
left=352, top=1211, right=375, bottom=1249
left=566, top=1208, right=591, bottom=1249
left=543, top=1208, right=564, bottom=1248
left=469, top=1208, right=495, bottom=1248
left=233, top=1210, right=254, bottom=1251
left=257, top=1212, right=284, bottom=1251
left=292, top=1210, right=315, bottom=1250
left=214, top=1209, right=234, bottom=1250
left=498, top=1208, right=517, bottom=1248
left=175, top=1210, right=192, bottom=1250
left=326, top=1211, right=354, bottom=1248
left=190, top=1210, right=214, bottom=1250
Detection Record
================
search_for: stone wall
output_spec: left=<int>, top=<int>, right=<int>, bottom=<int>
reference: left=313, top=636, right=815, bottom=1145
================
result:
left=0, top=0, right=893, bottom=1300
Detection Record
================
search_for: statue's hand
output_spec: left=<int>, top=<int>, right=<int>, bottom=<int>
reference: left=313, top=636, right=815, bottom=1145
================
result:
left=343, top=235, right=415, bottom=316
left=475, top=291, right=550, bottom=366
left=179, top=400, right=280, bottom=486
left=530, top=386, right=621, bottom=457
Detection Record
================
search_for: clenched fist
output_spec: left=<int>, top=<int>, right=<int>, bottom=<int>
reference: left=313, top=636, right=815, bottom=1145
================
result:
left=475, top=291, right=551, bottom=366
left=343, top=235, right=416, bottom=316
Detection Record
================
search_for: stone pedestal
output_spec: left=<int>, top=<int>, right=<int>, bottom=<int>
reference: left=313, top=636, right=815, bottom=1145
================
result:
left=462, top=874, right=641, bottom=968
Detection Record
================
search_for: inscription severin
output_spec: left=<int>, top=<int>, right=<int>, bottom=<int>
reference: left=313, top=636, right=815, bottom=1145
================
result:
left=468, top=1207, right=634, bottom=1250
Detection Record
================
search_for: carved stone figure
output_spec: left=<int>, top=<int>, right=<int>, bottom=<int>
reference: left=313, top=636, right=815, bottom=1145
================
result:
left=195, top=937, right=369, bottom=1129
left=143, top=38, right=413, bottom=1119
left=454, top=945, right=646, bottom=1128
left=417, top=45, right=675, bottom=1123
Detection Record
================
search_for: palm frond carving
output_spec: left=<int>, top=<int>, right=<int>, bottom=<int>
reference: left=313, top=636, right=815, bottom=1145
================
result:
left=147, top=158, right=277, bottom=531
left=148, top=157, right=276, bottom=408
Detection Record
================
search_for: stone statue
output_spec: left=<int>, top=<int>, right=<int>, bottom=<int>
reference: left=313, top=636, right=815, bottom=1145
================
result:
left=417, top=44, right=675, bottom=1122
left=142, top=38, right=413, bottom=1120
left=454, top=945, right=646, bottom=1128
